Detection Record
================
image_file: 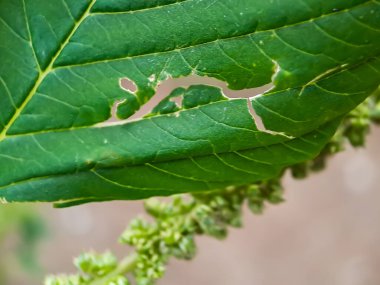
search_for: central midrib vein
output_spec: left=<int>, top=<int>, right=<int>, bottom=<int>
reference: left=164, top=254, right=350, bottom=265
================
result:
left=0, top=0, right=97, bottom=142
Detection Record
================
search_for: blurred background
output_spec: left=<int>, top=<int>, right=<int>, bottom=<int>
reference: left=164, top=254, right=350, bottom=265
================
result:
left=2, top=79, right=380, bottom=285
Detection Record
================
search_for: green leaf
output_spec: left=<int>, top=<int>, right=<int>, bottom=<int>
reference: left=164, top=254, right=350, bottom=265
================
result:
left=0, top=0, right=379, bottom=206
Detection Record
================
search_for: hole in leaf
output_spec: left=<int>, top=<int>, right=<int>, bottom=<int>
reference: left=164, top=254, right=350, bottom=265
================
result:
left=247, top=99, right=266, bottom=132
left=109, top=99, right=126, bottom=122
left=169, top=95, right=184, bottom=107
left=120, top=77, right=137, bottom=93
left=99, top=78, right=138, bottom=126
left=98, top=75, right=275, bottom=127
left=247, top=99, right=294, bottom=138
left=129, top=75, right=274, bottom=119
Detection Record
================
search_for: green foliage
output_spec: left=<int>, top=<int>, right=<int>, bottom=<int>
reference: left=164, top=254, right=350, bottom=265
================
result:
left=123, top=181, right=284, bottom=284
left=0, top=0, right=379, bottom=205
left=44, top=181, right=284, bottom=285
left=45, top=252, right=130, bottom=285
left=74, top=252, right=119, bottom=278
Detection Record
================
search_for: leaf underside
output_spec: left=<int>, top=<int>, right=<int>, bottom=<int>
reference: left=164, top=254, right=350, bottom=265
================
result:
left=0, top=0, right=379, bottom=206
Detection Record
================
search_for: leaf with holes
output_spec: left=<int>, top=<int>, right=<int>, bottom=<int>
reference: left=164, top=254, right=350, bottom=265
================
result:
left=0, top=0, right=379, bottom=207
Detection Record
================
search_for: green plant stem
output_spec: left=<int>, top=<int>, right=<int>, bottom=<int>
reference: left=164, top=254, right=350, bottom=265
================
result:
left=89, top=252, right=138, bottom=285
